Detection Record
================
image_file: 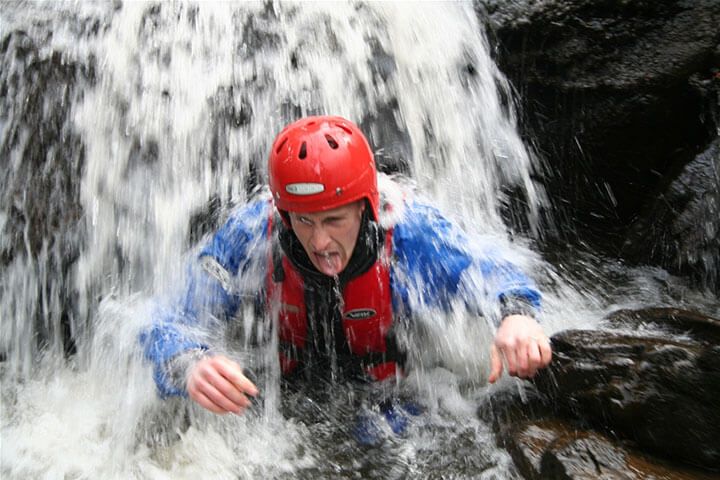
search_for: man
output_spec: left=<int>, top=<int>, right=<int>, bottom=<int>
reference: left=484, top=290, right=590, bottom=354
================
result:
left=142, top=115, right=552, bottom=415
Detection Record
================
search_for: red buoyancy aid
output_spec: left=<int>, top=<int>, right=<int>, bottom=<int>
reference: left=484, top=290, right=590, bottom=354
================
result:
left=265, top=224, right=400, bottom=382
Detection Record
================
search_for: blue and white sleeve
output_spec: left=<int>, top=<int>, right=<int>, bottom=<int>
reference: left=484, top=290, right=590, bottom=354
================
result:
left=390, top=201, right=541, bottom=325
left=140, top=199, right=270, bottom=397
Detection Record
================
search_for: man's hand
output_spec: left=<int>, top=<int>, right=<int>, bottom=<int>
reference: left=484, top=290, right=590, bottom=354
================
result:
left=489, top=314, right=552, bottom=383
left=186, top=355, right=259, bottom=415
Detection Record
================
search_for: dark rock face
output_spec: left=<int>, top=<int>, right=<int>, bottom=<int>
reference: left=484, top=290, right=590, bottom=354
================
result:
left=478, top=0, right=720, bottom=260
left=624, top=139, right=720, bottom=292
left=360, top=36, right=412, bottom=176
left=533, top=308, right=720, bottom=471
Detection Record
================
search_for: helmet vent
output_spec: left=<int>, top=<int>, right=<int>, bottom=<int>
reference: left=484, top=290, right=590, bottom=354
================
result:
left=337, top=124, right=352, bottom=135
left=299, top=141, right=307, bottom=159
left=325, top=135, right=338, bottom=149
left=275, top=137, right=288, bottom=154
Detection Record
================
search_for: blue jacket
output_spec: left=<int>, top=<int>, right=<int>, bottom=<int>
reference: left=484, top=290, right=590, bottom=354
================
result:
left=141, top=194, right=541, bottom=397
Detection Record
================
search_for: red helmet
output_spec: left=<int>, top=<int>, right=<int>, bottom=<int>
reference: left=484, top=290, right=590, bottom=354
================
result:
left=268, top=116, right=379, bottom=221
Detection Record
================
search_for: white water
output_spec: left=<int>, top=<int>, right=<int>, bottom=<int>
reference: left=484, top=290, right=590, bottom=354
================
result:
left=2, top=2, right=715, bottom=479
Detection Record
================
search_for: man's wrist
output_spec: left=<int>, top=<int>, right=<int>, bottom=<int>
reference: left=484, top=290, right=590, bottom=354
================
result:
left=500, top=295, right=538, bottom=320
left=166, top=348, right=211, bottom=390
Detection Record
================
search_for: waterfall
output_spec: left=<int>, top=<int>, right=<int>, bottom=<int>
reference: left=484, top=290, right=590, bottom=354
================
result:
left=2, top=0, right=547, bottom=380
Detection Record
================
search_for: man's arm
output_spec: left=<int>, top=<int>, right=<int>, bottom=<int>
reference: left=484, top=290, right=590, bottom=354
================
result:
left=391, top=201, right=552, bottom=382
left=140, top=199, right=268, bottom=405
left=480, top=256, right=552, bottom=382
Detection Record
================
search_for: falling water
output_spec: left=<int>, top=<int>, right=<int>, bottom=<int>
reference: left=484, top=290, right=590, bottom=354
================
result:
left=2, top=1, right=717, bottom=479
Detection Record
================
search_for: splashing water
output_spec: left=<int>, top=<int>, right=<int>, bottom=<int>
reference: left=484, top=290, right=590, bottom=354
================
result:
left=2, top=2, right=718, bottom=479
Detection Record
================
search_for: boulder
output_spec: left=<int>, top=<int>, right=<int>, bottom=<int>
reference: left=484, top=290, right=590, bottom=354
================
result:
left=500, top=419, right=720, bottom=479
left=534, top=308, right=720, bottom=471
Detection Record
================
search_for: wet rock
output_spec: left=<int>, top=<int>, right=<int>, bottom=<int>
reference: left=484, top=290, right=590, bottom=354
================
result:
left=206, top=84, right=258, bottom=196
left=360, top=36, right=412, bottom=175
left=534, top=308, right=720, bottom=471
left=210, top=86, right=253, bottom=131
left=126, top=137, right=160, bottom=174
left=1, top=28, right=97, bottom=356
left=623, top=138, right=720, bottom=293
left=139, top=3, right=202, bottom=41
left=187, top=195, right=223, bottom=247
left=361, top=99, right=412, bottom=175
left=542, top=432, right=632, bottom=479
left=1, top=30, right=93, bottom=261
left=477, top=0, right=720, bottom=255
left=367, top=36, right=396, bottom=85
left=238, top=10, right=281, bottom=56
left=501, top=419, right=720, bottom=480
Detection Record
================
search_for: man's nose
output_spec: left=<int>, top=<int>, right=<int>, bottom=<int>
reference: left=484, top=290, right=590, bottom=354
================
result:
left=309, top=226, right=332, bottom=251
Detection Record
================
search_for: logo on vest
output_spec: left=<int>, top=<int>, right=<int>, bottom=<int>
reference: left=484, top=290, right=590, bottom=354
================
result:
left=344, top=309, right=377, bottom=320
left=280, top=303, right=300, bottom=314
left=286, top=182, right=325, bottom=195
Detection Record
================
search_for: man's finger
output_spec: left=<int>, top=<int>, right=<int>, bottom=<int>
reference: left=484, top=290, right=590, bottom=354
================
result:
left=190, top=388, right=228, bottom=415
left=200, top=380, right=246, bottom=414
left=502, top=341, right=519, bottom=377
left=205, top=369, right=252, bottom=409
left=539, top=338, right=553, bottom=367
left=516, top=339, right=532, bottom=376
left=216, top=357, right=259, bottom=397
left=525, top=339, right=542, bottom=377
left=489, top=344, right=503, bottom=383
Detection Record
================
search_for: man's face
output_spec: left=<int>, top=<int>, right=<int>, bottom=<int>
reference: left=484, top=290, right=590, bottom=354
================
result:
left=288, top=201, right=365, bottom=276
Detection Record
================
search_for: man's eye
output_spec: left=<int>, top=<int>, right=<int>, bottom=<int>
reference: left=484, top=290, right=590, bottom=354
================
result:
left=299, top=217, right=313, bottom=225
